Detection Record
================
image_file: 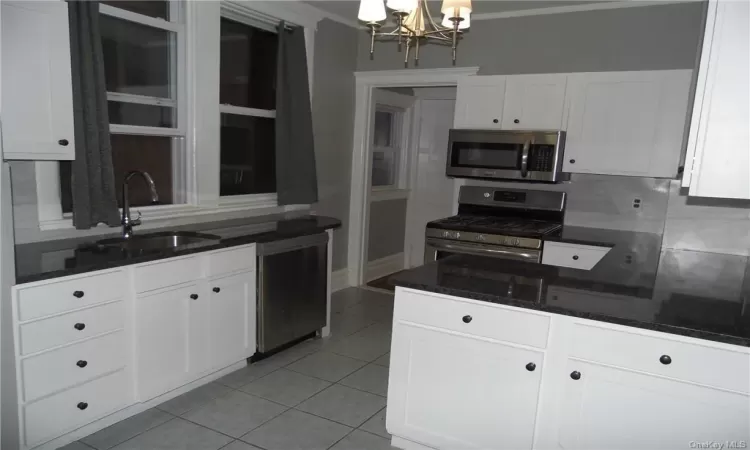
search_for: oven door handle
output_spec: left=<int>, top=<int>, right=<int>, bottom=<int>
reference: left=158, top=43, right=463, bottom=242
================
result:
left=520, top=140, right=531, bottom=178
left=427, top=240, right=540, bottom=262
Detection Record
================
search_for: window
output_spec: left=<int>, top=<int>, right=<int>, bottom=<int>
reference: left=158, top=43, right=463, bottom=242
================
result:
left=60, top=1, right=184, bottom=213
left=371, top=107, right=403, bottom=188
left=219, top=17, right=278, bottom=197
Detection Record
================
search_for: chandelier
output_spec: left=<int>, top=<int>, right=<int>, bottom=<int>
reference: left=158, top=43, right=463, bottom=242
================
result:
left=358, top=0, right=472, bottom=66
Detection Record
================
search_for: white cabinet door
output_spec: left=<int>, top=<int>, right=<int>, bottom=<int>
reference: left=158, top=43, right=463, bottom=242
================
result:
left=502, top=74, right=567, bottom=130
left=683, top=0, right=750, bottom=199
left=135, top=284, right=195, bottom=401
left=188, top=284, right=212, bottom=380
left=562, top=70, right=692, bottom=177
left=207, top=271, right=256, bottom=370
left=555, top=359, right=750, bottom=450
left=387, top=322, right=543, bottom=450
left=1, top=1, right=75, bottom=160
left=454, top=76, right=506, bottom=129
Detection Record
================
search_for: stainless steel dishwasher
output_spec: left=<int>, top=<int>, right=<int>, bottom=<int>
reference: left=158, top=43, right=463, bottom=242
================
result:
left=256, top=233, right=328, bottom=353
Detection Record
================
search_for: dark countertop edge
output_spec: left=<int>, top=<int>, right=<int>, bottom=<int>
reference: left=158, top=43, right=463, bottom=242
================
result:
left=393, top=282, right=750, bottom=348
left=543, top=235, right=616, bottom=248
left=15, top=220, right=341, bottom=285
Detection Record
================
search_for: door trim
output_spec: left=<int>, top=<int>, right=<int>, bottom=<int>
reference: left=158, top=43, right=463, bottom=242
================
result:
left=347, top=67, right=480, bottom=287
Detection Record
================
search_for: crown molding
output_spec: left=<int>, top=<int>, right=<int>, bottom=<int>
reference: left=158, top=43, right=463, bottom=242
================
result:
left=308, top=0, right=701, bottom=29
left=471, top=0, right=702, bottom=21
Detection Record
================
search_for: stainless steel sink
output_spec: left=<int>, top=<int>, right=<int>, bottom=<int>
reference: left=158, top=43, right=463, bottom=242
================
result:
left=96, top=231, right=221, bottom=252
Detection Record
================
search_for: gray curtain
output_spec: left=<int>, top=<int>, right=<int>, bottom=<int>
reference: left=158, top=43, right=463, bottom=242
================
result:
left=275, top=22, right=318, bottom=205
left=68, top=1, right=120, bottom=229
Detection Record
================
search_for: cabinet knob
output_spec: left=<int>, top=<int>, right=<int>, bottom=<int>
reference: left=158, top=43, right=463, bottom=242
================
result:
left=513, top=119, right=520, bottom=124
left=570, top=371, right=581, bottom=380
left=572, top=255, right=579, bottom=261
left=73, top=290, right=84, bottom=298
left=58, top=139, right=69, bottom=146
left=462, top=315, right=472, bottom=323
left=569, top=159, right=576, bottom=164
left=190, top=294, right=199, bottom=300
left=525, top=362, right=536, bottom=372
left=77, top=402, right=88, bottom=410
left=659, top=355, right=672, bottom=365
left=76, top=360, right=88, bottom=368
left=492, top=119, right=499, bottom=124
left=74, top=323, right=86, bottom=331
left=212, top=287, right=221, bottom=293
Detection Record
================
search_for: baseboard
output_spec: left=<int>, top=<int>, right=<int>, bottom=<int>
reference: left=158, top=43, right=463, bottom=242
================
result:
left=365, top=253, right=405, bottom=283
left=331, top=268, right=350, bottom=292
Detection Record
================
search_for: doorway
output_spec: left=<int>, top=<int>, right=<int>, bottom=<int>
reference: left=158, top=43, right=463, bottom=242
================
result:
left=347, top=67, right=479, bottom=288
left=360, top=87, right=459, bottom=288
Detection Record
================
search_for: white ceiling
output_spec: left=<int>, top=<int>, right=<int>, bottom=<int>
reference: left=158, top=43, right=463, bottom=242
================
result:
left=302, top=0, right=607, bottom=21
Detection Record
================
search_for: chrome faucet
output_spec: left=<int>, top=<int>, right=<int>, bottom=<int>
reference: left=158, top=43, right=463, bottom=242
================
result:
left=121, top=171, right=159, bottom=239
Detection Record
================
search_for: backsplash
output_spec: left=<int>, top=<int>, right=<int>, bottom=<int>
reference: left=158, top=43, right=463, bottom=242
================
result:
left=463, top=174, right=750, bottom=256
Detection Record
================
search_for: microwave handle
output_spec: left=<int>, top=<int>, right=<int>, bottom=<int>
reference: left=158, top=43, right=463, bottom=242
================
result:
left=520, top=140, right=531, bottom=178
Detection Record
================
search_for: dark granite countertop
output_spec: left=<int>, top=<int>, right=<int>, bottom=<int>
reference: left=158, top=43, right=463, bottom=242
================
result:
left=391, top=227, right=750, bottom=347
left=15, top=215, right=341, bottom=284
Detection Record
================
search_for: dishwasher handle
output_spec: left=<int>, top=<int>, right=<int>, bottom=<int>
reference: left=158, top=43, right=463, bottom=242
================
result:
left=257, top=232, right=329, bottom=256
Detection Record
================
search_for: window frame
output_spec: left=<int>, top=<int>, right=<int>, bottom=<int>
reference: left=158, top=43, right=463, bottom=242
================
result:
left=35, top=0, right=319, bottom=232
left=217, top=12, right=278, bottom=202
left=371, top=106, right=404, bottom=190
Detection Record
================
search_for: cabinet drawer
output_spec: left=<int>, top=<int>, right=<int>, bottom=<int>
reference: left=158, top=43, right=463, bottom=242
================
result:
left=207, top=245, right=256, bottom=277
left=135, top=255, right=202, bottom=293
left=396, top=289, right=550, bottom=349
left=24, top=370, right=130, bottom=448
left=19, top=301, right=124, bottom=355
left=21, top=331, right=126, bottom=402
left=570, top=323, right=750, bottom=393
left=542, top=241, right=611, bottom=270
left=16, top=270, right=125, bottom=321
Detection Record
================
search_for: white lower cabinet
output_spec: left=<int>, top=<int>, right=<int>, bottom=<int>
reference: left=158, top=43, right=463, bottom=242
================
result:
left=208, top=271, right=256, bottom=370
left=9, top=244, right=259, bottom=449
left=555, top=359, right=750, bottom=450
left=387, top=322, right=543, bottom=450
left=388, top=288, right=750, bottom=450
left=135, top=284, right=194, bottom=401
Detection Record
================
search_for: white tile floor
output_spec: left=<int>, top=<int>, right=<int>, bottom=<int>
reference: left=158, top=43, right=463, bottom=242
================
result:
left=59, top=287, right=396, bottom=450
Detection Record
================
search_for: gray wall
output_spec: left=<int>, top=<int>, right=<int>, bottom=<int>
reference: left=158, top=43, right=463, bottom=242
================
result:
left=357, top=3, right=705, bottom=73
left=368, top=199, right=407, bottom=261
left=311, top=18, right=359, bottom=271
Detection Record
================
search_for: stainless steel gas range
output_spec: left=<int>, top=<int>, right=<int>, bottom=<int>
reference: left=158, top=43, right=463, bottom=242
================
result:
left=424, top=186, right=566, bottom=263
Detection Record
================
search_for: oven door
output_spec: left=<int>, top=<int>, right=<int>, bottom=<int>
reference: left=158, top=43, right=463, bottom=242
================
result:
left=446, top=129, right=565, bottom=182
left=424, top=237, right=541, bottom=264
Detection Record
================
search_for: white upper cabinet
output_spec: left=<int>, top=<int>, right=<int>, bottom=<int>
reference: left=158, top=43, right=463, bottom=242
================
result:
left=454, top=76, right=506, bottom=129
left=562, top=70, right=692, bottom=178
left=682, top=0, right=750, bottom=199
left=501, top=74, right=567, bottom=130
left=1, top=1, right=75, bottom=161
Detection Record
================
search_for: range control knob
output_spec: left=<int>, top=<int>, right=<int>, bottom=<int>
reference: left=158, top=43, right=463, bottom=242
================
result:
left=477, top=234, right=486, bottom=241
left=455, top=232, right=461, bottom=239
left=443, top=231, right=450, bottom=238
left=483, top=192, right=491, bottom=198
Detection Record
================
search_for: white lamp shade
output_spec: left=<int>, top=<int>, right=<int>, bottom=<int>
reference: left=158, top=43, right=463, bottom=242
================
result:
left=386, top=0, right=417, bottom=13
left=441, top=0, right=471, bottom=19
left=442, top=13, right=470, bottom=29
left=358, top=0, right=386, bottom=22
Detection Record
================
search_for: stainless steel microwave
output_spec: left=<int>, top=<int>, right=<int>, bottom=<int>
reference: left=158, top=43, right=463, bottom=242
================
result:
left=446, top=129, right=567, bottom=182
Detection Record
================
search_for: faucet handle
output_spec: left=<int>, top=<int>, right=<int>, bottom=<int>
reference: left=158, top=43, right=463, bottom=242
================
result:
left=132, top=210, right=142, bottom=227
